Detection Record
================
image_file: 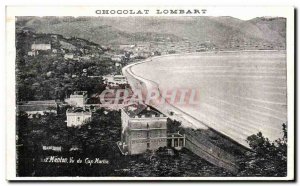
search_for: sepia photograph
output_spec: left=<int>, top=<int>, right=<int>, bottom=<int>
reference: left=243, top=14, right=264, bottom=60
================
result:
left=5, top=6, right=295, bottom=181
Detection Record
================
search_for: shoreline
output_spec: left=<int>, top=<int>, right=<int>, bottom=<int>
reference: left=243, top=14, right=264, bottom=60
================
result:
left=125, top=49, right=286, bottom=74
left=122, top=50, right=282, bottom=148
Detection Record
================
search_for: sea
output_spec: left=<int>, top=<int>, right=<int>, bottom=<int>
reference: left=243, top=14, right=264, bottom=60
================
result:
left=131, top=51, right=287, bottom=146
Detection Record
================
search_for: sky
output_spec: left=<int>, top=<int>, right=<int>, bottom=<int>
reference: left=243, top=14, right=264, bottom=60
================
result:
left=206, top=7, right=290, bottom=20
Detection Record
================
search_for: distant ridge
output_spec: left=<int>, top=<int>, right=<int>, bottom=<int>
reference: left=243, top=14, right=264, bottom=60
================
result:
left=16, top=16, right=286, bottom=49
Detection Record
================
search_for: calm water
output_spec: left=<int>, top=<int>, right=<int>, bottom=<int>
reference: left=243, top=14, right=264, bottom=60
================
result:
left=131, top=51, right=287, bottom=146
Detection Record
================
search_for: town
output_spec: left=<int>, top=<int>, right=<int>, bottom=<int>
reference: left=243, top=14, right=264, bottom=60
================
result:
left=16, top=27, right=244, bottom=176
left=16, top=30, right=190, bottom=156
left=15, top=18, right=287, bottom=177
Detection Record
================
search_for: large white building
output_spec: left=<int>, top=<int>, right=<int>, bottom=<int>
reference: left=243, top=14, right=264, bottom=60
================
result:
left=65, top=91, right=87, bottom=107
left=66, top=107, right=92, bottom=127
left=103, top=75, right=128, bottom=88
left=31, top=43, right=51, bottom=51
left=118, top=104, right=168, bottom=155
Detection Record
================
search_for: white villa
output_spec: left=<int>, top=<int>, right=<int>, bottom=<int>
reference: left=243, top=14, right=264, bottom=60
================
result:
left=65, top=91, right=88, bottom=107
left=31, top=43, right=51, bottom=51
left=66, top=107, right=92, bottom=127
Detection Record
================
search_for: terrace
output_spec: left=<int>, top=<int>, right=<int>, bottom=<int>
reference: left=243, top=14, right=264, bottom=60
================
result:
left=123, top=104, right=166, bottom=118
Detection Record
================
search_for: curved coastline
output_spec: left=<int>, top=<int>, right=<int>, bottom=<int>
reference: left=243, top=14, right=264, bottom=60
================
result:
left=122, top=50, right=286, bottom=148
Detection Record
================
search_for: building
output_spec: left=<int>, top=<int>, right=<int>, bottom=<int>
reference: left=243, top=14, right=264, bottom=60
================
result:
left=64, top=53, right=74, bottom=60
left=27, top=51, right=37, bottom=56
left=113, top=75, right=127, bottom=84
left=103, top=75, right=128, bottom=88
left=118, top=104, right=168, bottom=155
left=115, top=62, right=121, bottom=67
left=42, top=145, right=62, bottom=152
left=111, top=55, right=123, bottom=62
left=80, top=56, right=91, bottom=60
left=66, top=107, right=92, bottom=127
left=17, top=100, right=57, bottom=118
left=167, top=132, right=186, bottom=150
left=119, top=44, right=135, bottom=50
left=31, top=43, right=51, bottom=51
left=51, top=35, right=58, bottom=39
left=65, top=91, right=87, bottom=107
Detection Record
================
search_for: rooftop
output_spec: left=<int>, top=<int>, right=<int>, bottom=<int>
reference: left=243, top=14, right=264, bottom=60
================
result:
left=72, top=91, right=87, bottom=96
left=67, top=107, right=91, bottom=113
left=18, top=100, right=56, bottom=105
left=167, top=133, right=185, bottom=138
left=17, top=105, right=57, bottom=112
left=114, top=75, right=126, bottom=78
left=123, top=103, right=166, bottom=118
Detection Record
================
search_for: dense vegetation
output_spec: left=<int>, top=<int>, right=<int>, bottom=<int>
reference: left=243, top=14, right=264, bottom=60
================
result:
left=16, top=109, right=122, bottom=176
left=16, top=30, right=115, bottom=101
left=238, top=124, right=287, bottom=177
left=16, top=109, right=231, bottom=177
left=17, top=109, right=287, bottom=177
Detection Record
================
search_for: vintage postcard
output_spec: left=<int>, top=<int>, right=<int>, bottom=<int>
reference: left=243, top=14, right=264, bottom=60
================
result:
left=6, top=6, right=294, bottom=181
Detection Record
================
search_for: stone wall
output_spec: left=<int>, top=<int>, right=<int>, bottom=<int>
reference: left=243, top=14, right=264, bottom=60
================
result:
left=185, top=129, right=239, bottom=174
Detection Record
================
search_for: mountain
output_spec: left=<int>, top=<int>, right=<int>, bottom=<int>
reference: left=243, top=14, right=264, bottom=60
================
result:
left=16, top=16, right=286, bottom=49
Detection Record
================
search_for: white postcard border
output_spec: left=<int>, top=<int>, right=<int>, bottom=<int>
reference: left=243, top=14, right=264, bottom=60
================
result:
left=6, top=6, right=295, bottom=181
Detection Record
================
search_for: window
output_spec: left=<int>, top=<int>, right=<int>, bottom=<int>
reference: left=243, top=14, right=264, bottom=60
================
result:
left=147, top=143, right=150, bottom=149
left=77, top=117, right=80, bottom=122
left=174, top=140, right=178, bottom=147
left=179, top=139, right=183, bottom=147
left=136, top=132, right=144, bottom=138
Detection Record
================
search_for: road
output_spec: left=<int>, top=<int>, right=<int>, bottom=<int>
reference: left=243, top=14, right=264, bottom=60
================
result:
left=122, top=57, right=208, bottom=130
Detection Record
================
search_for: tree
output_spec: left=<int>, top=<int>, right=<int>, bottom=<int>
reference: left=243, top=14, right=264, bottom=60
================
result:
left=238, top=123, right=287, bottom=177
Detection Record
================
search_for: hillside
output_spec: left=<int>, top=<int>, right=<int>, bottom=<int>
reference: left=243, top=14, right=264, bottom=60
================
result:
left=16, top=16, right=286, bottom=49
left=15, top=30, right=113, bottom=101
